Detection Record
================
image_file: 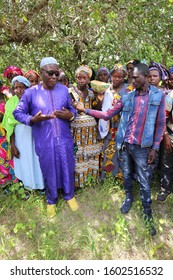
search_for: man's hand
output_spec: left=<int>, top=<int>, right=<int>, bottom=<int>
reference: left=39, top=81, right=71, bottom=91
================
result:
left=73, top=101, right=85, bottom=112
left=30, top=111, right=54, bottom=124
left=163, top=134, right=173, bottom=153
left=148, top=149, right=157, bottom=164
left=53, top=108, right=73, bottom=120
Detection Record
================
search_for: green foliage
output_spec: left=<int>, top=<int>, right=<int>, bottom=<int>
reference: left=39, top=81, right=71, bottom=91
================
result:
left=85, top=174, right=97, bottom=187
left=7, top=182, right=30, bottom=201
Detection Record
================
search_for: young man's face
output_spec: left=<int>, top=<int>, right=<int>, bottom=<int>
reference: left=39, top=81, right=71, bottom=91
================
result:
left=132, top=68, right=147, bottom=90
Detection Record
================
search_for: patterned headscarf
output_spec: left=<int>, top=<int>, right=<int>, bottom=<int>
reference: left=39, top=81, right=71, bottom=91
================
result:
left=96, top=67, right=110, bottom=79
left=3, top=66, right=23, bottom=78
left=24, top=70, right=40, bottom=82
left=149, top=61, right=169, bottom=81
left=75, top=65, right=93, bottom=78
left=110, top=63, right=127, bottom=78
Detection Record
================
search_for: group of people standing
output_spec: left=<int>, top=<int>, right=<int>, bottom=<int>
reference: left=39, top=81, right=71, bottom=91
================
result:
left=0, top=56, right=173, bottom=237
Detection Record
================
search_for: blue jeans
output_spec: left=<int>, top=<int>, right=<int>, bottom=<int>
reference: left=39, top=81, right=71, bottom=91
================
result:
left=119, top=143, right=153, bottom=208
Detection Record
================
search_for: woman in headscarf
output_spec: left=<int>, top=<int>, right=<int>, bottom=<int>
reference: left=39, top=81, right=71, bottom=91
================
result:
left=98, top=64, right=131, bottom=179
left=24, top=70, right=40, bottom=87
left=0, top=86, right=17, bottom=187
left=96, top=67, right=110, bottom=83
left=2, top=76, right=44, bottom=191
left=3, top=66, right=24, bottom=83
left=148, top=61, right=169, bottom=91
left=3, top=65, right=24, bottom=97
left=69, top=65, right=101, bottom=188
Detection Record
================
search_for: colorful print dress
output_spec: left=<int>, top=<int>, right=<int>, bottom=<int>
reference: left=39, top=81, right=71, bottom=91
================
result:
left=0, top=102, right=17, bottom=186
left=98, top=84, right=132, bottom=179
left=69, top=87, right=101, bottom=188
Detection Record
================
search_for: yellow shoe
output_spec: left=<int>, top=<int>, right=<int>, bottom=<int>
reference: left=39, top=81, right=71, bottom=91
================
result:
left=47, top=204, right=56, bottom=218
left=67, top=197, right=78, bottom=211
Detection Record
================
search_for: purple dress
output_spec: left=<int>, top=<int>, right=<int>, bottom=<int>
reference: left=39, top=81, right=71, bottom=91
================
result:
left=13, top=83, right=76, bottom=204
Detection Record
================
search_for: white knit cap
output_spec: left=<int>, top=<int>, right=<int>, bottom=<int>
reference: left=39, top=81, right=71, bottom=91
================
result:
left=40, top=57, right=58, bottom=68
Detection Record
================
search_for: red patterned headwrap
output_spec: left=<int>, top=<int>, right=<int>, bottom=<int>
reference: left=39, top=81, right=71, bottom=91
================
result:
left=3, top=66, right=23, bottom=78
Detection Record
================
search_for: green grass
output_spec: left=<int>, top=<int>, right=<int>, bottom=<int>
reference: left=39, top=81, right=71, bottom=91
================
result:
left=0, top=175, right=173, bottom=260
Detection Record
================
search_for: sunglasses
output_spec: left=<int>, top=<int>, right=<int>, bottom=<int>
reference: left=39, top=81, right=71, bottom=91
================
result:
left=42, top=69, right=60, bottom=77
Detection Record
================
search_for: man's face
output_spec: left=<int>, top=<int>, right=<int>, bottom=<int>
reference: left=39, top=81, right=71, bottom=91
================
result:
left=41, top=64, right=59, bottom=89
left=132, top=68, right=147, bottom=89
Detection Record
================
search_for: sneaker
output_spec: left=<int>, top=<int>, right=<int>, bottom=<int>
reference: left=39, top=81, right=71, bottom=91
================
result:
left=120, top=198, right=133, bottom=214
left=157, top=189, right=171, bottom=202
left=67, top=197, right=78, bottom=211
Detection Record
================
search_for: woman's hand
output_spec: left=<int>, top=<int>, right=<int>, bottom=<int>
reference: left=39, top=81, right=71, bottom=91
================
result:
left=11, top=145, right=20, bottom=159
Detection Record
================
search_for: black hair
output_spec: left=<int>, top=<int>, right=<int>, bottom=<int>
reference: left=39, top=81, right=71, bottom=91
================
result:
left=132, top=59, right=140, bottom=66
left=134, top=63, right=149, bottom=76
